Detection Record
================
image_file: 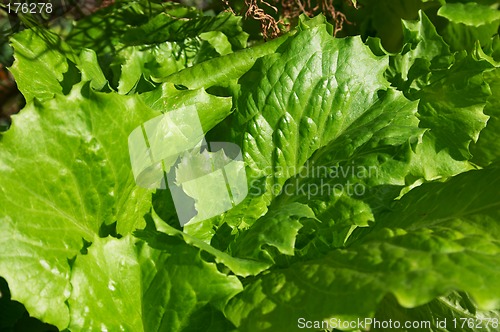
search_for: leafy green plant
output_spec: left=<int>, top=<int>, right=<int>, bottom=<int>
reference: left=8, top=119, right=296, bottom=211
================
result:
left=0, top=0, right=499, bottom=331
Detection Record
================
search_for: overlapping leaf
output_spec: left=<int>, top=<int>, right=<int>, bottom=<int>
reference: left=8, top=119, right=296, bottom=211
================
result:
left=9, top=28, right=78, bottom=102
left=67, top=235, right=241, bottom=332
left=437, top=1, right=500, bottom=53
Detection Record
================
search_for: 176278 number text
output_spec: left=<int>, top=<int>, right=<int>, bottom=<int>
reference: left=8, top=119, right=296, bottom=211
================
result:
left=6, top=2, right=53, bottom=14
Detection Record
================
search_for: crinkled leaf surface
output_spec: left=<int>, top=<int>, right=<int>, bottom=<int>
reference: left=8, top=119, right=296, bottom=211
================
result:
left=218, top=16, right=480, bottom=238
left=146, top=20, right=498, bottom=332
left=471, top=67, right=500, bottom=166
left=412, top=52, right=491, bottom=160
left=231, top=25, right=389, bottom=206
left=266, top=89, right=423, bottom=249
left=67, top=235, right=242, bottom=332
left=386, top=12, right=491, bottom=162
left=228, top=202, right=314, bottom=263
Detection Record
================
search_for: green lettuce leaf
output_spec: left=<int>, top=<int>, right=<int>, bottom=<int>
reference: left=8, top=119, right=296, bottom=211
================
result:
left=436, top=2, right=500, bottom=53
left=78, top=48, right=108, bottom=91
left=140, top=83, right=233, bottom=132
left=338, top=0, right=439, bottom=52
left=385, top=11, right=453, bottom=91
left=66, top=1, right=200, bottom=53
left=438, top=2, right=500, bottom=27
left=385, top=12, right=491, bottom=162
left=412, top=52, right=491, bottom=160
left=115, top=43, right=195, bottom=94
left=9, top=28, right=78, bottom=102
left=228, top=202, right=315, bottom=264
left=67, top=235, right=241, bottom=332
left=214, top=14, right=485, bottom=247
left=0, top=83, right=158, bottom=328
left=158, top=32, right=292, bottom=89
